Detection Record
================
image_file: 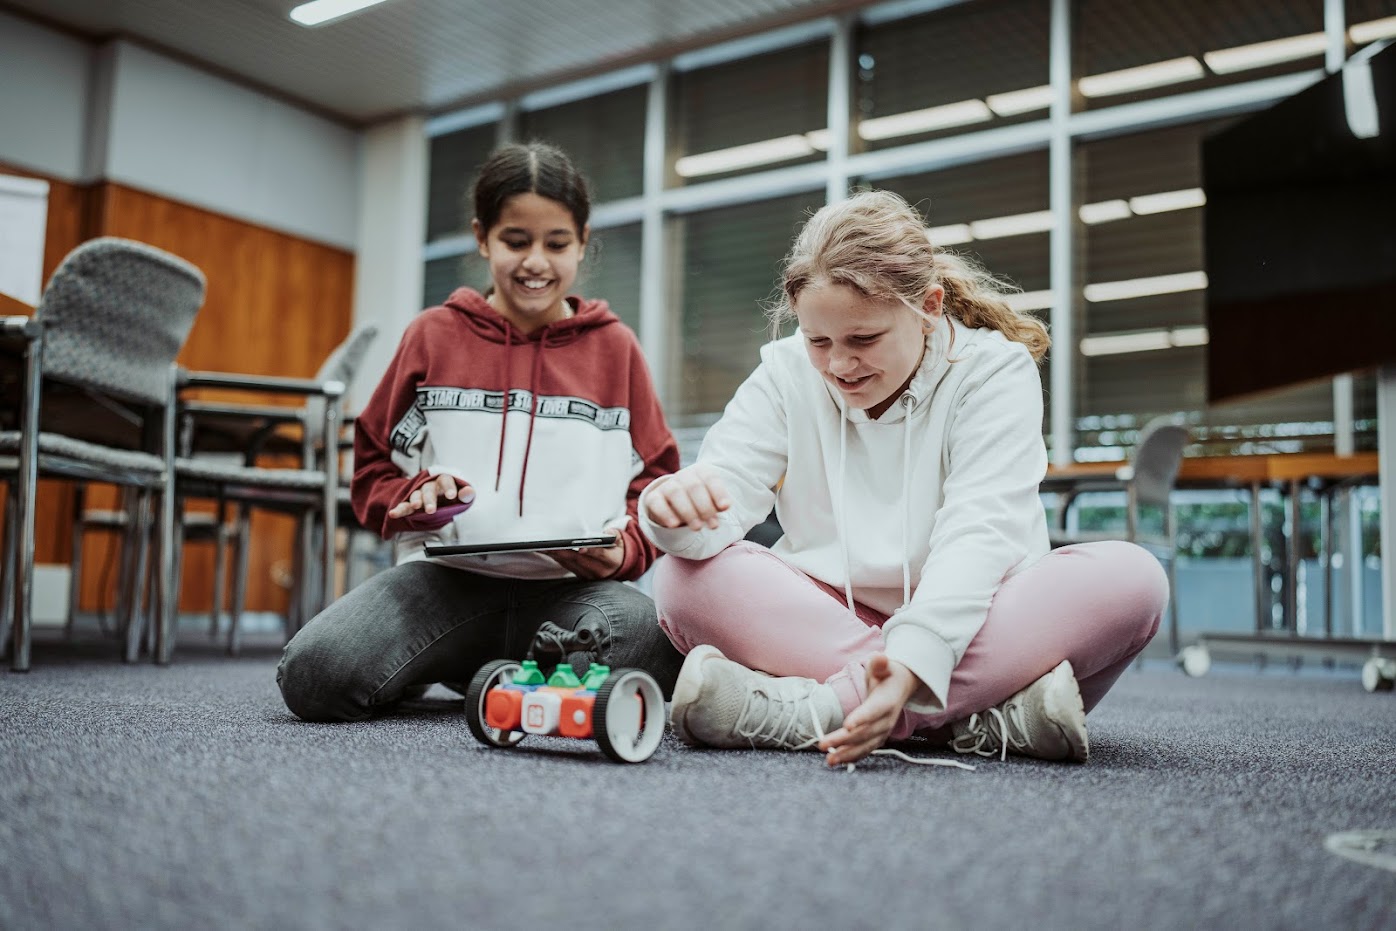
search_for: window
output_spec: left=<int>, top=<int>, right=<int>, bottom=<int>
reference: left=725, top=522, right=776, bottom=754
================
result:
left=519, top=86, right=647, bottom=203
left=422, top=251, right=490, bottom=310
left=1079, top=0, right=1326, bottom=111
left=857, top=0, right=1050, bottom=151
left=672, top=42, right=829, bottom=184
left=426, top=123, right=498, bottom=242
left=677, top=191, right=824, bottom=418
left=578, top=223, right=643, bottom=336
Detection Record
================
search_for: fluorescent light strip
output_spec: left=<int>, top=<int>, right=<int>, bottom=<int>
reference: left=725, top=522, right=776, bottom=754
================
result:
left=289, top=0, right=390, bottom=26
left=1084, top=271, right=1208, bottom=303
left=985, top=85, right=1054, bottom=117
left=1079, top=200, right=1131, bottom=224
left=1081, top=326, right=1209, bottom=356
left=1079, top=57, right=1205, bottom=98
left=1080, top=330, right=1173, bottom=356
left=858, top=99, right=993, bottom=141
left=674, top=135, right=816, bottom=178
left=1005, top=290, right=1053, bottom=312
left=1129, top=187, right=1206, bottom=214
left=1351, top=16, right=1396, bottom=44
left=970, top=210, right=1053, bottom=240
left=927, top=223, right=974, bottom=246
left=1203, top=33, right=1326, bottom=74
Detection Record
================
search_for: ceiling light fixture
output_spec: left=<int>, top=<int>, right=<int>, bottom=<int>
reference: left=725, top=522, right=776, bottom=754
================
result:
left=927, top=223, right=975, bottom=246
left=1203, top=33, right=1327, bottom=74
left=1079, top=200, right=1131, bottom=224
left=674, top=135, right=815, bottom=178
left=985, top=85, right=1054, bottom=116
left=858, top=100, right=993, bottom=141
left=1079, top=57, right=1205, bottom=97
left=1350, top=16, right=1396, bottom=44
left=1080, top=325, right=1210, bottom=356
left=1005, top=290, right=1054, bottom=313
left=289, top=0, right=392, bottom=27
left=1084, top=271, right=1208, bottom=303
left=1080, top=330, right=1174, bottom=356
left=1129, top=187, right=1206, bottom=215
left=970, top=210, right=1054, bottom=240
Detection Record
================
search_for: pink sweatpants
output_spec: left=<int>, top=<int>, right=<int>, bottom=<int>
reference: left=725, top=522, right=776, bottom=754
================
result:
left=653, top=540, right=1169, bottom=741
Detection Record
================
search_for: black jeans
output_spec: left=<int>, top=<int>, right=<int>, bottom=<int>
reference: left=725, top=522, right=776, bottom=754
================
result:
left=277, top=561, right=683, bottom=722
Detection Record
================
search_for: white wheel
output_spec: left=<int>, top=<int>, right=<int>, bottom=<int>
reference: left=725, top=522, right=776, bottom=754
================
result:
left=1179, top=644, right=1211, bottom=678
left=593, top=668, right=665, bottom=763
left=465, top=660, right=527, bottom=747
left=1361, top=657, right=1395, bottom=693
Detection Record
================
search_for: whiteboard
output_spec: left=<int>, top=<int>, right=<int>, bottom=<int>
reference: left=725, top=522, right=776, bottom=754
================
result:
left=0, top=173, right=49, bottom=306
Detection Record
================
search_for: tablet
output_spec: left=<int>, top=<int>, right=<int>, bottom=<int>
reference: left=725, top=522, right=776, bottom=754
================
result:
left=422, top=534, right=618, bottom=558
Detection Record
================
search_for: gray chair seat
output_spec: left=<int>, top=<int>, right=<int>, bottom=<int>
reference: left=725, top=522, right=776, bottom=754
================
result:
left=175, top=456, right=327, bottom=489
left=0, top=431, right=164, bottom=476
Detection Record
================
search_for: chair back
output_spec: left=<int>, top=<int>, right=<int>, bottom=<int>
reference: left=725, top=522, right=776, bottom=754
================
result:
left=1130, top=419, right=1190, bottom=510
left=37, top=238, right=206, bottom=408
left=315, top=324, right=380, bottom=388
left=306, top=324, right=379, bottom=447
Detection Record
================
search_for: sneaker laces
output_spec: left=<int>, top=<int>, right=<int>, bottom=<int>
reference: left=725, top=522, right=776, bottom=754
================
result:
left=734, top=680, right=980, bottom=771
left=734, top=682, right=828, bottom=750
left=949, top=702, right=1029, bottom=762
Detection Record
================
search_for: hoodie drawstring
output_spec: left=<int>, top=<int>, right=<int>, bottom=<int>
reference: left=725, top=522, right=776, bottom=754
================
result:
left=517, top=333, right=549, bottom=516
left=835, top=394, right=917, bottom=618
left=837, top=407, right=856, bottom=615
left=494, top=323, right=514, bottom=492
left=900, top=393, right=915, bottom=607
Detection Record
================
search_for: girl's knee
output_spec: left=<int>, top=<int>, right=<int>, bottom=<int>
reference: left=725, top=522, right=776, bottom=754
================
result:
left=277, top=624, right=370, bottom=723
left=1102, top=541, right=1171, bottom=639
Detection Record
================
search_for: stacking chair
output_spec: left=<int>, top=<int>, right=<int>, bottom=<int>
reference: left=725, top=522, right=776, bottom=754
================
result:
left=1047, top=417, right=1191, bottom=653
left=203, top=323, right=378, bottom=651
left=0, top=238, right=206, bottom=670
left=69, top=325, right=378, bottom=655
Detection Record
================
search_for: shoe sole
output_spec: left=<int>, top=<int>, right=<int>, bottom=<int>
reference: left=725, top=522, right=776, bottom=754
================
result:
left=669, top=644, right=726, bottom=747
left=1042, top=660, right=1090, bottom=763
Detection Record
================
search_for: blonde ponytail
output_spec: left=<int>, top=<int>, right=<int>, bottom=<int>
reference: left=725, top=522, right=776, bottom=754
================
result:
left=769, top=190, right=1050, bottom=362
left=932, top=250, right=1050, bottom=361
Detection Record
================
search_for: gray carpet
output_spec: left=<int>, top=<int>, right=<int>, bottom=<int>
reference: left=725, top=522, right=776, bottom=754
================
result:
left=2, top=635, right=1393, bottom=931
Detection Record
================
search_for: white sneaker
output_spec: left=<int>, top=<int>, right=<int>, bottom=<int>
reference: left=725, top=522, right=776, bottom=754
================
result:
left=949, top=660, right=1089, bottom=763
left=670, top=645, right=844, bottom=751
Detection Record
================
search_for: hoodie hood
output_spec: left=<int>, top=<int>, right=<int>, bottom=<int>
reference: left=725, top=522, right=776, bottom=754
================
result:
left=443, top=287, right=619, bottom=346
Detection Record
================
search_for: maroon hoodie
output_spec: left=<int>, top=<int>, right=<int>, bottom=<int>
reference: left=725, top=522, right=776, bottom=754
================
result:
left=352, top=287, right=679, bottom=581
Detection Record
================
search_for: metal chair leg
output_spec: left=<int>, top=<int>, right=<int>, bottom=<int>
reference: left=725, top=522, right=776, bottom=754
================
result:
left=208, top=497, right=228, bottom=639
left=0, top=482, right=16, bottom=660
left=227, top=503, right=251, bottom=656
left=64, top=484, right=86, bottom=639
left=124, top=491, right=154, bottom=663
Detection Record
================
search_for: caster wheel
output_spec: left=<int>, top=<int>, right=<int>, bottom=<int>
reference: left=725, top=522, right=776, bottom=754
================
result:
left=593, top=668, right=665, bottom=763
left=1178, top=644, right=1211, bottom=678
left=1361, top=657, right=1395, bottom=693
left=465, top=659, right=527, bottom=747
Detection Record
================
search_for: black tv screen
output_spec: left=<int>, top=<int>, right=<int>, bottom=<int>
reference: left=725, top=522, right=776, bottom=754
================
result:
left=1204, top=41, right=1396, bottom=404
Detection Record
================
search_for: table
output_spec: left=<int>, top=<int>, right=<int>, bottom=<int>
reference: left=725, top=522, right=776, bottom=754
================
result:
left=1045, top=451, right=1382, bottom=662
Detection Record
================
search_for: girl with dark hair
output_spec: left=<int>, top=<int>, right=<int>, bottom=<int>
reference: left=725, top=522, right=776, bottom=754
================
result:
left=278, top=142, right=683, bottom=721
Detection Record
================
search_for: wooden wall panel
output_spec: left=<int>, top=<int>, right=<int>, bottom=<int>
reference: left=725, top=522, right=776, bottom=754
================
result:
left=2, top=166, right=355, bottom=618
left=92, top=184, right=355, bottom=614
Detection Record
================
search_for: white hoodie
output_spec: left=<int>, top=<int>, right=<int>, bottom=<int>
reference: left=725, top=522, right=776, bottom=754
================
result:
left=639, top=316, right=1050, bottom=714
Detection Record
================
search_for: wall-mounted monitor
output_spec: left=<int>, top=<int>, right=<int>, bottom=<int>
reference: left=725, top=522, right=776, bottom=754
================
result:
left=1204, top=41, right=1395, bottom=404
